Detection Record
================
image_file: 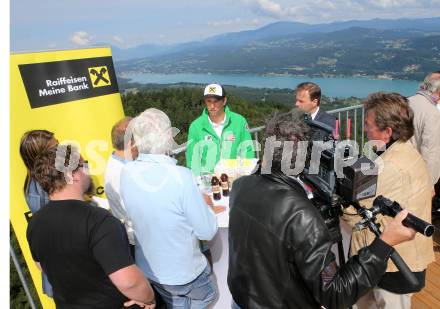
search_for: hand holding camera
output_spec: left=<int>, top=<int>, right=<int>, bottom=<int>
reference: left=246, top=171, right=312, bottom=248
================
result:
left=380, top=209, right=416, bottom=247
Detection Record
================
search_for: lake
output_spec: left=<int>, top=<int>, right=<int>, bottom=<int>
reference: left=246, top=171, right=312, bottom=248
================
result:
left=122, top=72, right=421, bottom=98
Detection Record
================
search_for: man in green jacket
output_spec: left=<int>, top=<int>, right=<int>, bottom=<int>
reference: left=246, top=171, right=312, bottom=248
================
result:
left=186, top=83, right=255, bottom=176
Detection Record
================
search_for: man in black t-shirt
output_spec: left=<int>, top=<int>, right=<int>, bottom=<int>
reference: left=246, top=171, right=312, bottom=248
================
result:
left=26, top=145, right=155, bottom=309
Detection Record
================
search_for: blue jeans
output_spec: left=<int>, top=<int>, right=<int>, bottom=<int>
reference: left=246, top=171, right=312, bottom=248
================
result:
left=42, top=272, right=53, bottom=297
left=150, top=264, right=216, bottom=309
left=231, top=300, right=241, bottom=309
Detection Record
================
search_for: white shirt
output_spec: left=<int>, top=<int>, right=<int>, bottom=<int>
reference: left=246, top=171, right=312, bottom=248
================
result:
left=208, top=114, right=226, bottom=138
left=311, top=106, right=320, bottom=120
left=104, top=153, right=135, bottom=245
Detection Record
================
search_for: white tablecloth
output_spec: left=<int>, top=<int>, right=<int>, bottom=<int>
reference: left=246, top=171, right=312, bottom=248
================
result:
left=209, top=195, right=232, bottom=309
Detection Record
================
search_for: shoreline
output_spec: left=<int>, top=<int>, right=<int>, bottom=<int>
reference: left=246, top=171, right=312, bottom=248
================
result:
left=116, top=73, right=420, bottom=99
left=118, top=71, right=420, bottom=83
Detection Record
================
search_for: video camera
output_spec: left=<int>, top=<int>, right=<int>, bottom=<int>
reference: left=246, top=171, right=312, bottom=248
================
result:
left=300, top=114, right=434, bottom=289
left=300, top=114, right=433, bottom=236
left=299, top=114, right=379, bottom=239
left=301, top=114, right=378, bottom=204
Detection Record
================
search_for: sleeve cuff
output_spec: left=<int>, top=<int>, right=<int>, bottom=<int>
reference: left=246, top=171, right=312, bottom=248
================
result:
left=369, top=237, right=393, bottom=260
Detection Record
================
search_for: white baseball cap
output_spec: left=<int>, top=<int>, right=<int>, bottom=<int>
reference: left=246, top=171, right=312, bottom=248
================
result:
left=203, top=83, right=226, bottom=99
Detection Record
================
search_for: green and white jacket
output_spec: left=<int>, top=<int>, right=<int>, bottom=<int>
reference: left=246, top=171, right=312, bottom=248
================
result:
left=186, top=106, right=255, bottom=175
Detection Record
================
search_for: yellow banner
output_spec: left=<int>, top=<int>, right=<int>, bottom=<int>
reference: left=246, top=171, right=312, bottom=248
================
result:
left=10, top=47, right=125, bottom=308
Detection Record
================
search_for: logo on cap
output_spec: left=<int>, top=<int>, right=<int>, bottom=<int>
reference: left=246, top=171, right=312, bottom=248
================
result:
left=204, top=83, right=224, bottom=97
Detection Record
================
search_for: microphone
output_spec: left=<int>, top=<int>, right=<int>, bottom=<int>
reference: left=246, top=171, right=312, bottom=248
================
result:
left=303, top=113, right=334, bottom=137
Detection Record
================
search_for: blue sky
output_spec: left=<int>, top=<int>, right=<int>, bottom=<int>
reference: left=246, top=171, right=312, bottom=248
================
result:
left=11, top=0, right=440, bottom=51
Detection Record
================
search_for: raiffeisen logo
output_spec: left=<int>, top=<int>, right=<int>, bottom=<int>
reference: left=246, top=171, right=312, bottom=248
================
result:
left=19, top=56, right=119, bottom=108
left=40, top=76, right=89, bottom=97
left=88, top=66, right=111, bottom=88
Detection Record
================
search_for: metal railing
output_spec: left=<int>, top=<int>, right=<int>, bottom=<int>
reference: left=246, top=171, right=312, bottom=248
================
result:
left=10, top=244, right=38, bottom=309
left=171, top=104, right=365, bottom=158
left=328, top=104, right=365, bottom=149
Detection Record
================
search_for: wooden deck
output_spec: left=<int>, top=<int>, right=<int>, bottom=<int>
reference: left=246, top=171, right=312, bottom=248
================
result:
left=412, top=217, right=440, bottom=308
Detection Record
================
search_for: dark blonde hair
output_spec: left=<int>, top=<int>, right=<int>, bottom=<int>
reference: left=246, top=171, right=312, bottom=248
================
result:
left=19, top=130, right=57, bottom=192
left=32, top=144, right=83, bottom=195
left=363, top=92, right=414, bottom=142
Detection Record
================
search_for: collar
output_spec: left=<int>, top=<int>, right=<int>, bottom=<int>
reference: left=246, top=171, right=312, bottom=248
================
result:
left=257, top=167, right=300, bottom=188
left=136, top=153, right=177, bottom=165
left=311, top=106, right=320, bottom=120
left=202, top=105, right=231, bottom=131
left=416, top=91, right=437, bottom=106
left=376, top=138, right=396, bottom=157
left=259, top=170, right=311, bottom=198
left=377, top=140, right=407, bottom=160
left=208, top=113, right=226, bottom=128
left=112, top=152, right=128, bottom=164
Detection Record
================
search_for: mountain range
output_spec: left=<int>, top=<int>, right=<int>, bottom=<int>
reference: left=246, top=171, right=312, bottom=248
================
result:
left=112, top=17, right=440, bottom=80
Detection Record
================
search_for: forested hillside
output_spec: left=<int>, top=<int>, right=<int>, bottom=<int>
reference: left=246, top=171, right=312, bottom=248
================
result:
left=122, top=87, right=292, bottom=146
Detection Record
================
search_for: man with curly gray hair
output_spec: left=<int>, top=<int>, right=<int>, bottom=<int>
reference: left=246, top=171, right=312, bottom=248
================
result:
left=120, top=108, right=219, bottom=308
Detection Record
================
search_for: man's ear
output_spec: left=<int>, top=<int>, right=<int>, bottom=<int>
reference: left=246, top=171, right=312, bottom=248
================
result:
left=223, top=97, right=227, bottom=106
left=384, top=127, right=393, bottom=142
left=312, top=98, right=319, bottom=107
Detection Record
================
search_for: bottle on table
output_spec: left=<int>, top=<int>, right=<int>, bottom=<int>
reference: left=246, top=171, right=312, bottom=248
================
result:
left=211, top=176, right=221, bottom=201
left=220, top=173, right=229, bottom=197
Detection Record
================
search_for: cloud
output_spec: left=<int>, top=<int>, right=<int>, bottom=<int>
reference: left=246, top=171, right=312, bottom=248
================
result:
left=254, top=0, right=285, bottom=18
left=361, top=0, right=419, bottom=9
left=70, top=31, right=93, bottom=46
left=208, top=17, right=241, bottom=27
left=242, top=0, right=440, bottom=22
left=208, top=17, right=262, bottom=28
left=112, top=35, right=124, bottom=44
left=242, top=0, right=341, bottom=19
left=243, top=0, right=287, bottom=18
left=11, top=0, right=440, bottom=52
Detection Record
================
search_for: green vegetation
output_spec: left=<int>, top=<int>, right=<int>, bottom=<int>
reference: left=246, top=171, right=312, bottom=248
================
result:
left=122, top=86, right=292, bottom=143
left=10, top=224, right=42, bottom=309
left=119, top=81, right=361, bottom=108
left=122, top=85, right=361, bottom=162
left=122, top=86, right=294, bottom=163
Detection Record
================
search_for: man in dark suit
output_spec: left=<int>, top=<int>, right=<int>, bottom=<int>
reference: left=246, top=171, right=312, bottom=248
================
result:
left=295, top=82, right=336, bottom=139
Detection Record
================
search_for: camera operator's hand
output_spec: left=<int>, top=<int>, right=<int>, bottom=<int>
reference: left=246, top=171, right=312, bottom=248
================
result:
left=380, top=209, right=416, bottom=247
